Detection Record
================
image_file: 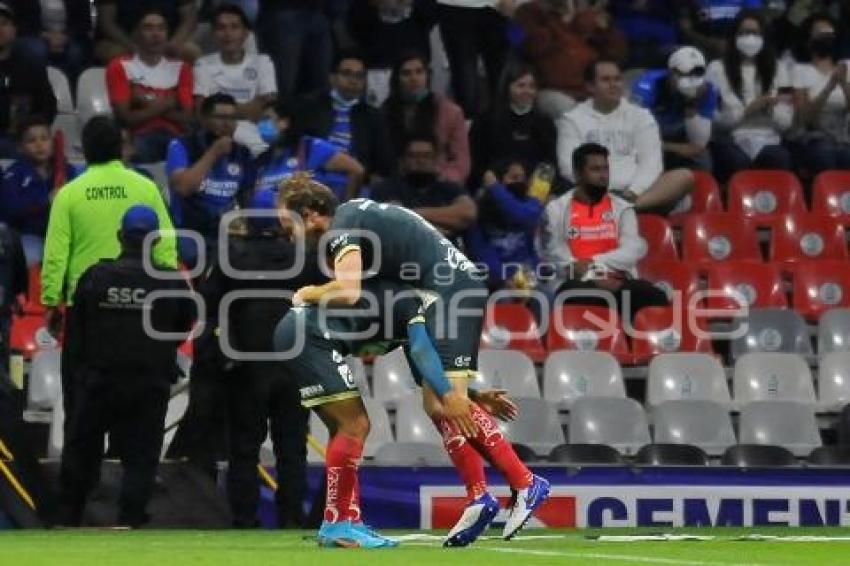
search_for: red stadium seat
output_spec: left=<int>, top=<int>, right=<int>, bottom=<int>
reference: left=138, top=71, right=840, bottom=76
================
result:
left=812, top=171, right=850, bottom=223
left=481, top=303, right=546, bottom=363
left=705, top=261, right=787, bottom=312
left=9, top=314, right=45, bottom=358
left=547, top=305, right=631, bottom=364
left=629, top=306, right=714, bottom=365
left=681, top=214, right=762, bottom=266
left=789, top=260, right=850, bottom=322
left=637, top=260, right=700, bottom=307
left=727, top=170, right=806, bottom=227
left=637, top=214, right=678, bottom=260
left=669, top=170, right=723, bottom=227
left=21, top=265, right=45, bottom=315
left=769, top=214, right=847, bottom=265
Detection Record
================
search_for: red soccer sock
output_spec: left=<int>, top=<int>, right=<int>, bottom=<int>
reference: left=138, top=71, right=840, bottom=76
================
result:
left=348, top=474, right=362, bottom=523
left=324, top=434, right=364, bottom=523
left=432, top=416, right=488, bottom=501
left=467, top=403, right=533, bottom=490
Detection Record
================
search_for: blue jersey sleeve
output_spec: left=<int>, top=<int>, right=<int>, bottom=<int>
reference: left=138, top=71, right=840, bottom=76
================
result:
left=304, top=136, right=339, bottom=170
left=698, top=83, right=720, bottom=118
left=165, top=139, right=190, bottom=177
left=631, top=69, right=668, bottom=108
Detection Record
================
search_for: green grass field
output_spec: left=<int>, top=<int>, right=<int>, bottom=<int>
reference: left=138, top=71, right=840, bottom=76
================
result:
left=2, top=528, right=850, bottom=565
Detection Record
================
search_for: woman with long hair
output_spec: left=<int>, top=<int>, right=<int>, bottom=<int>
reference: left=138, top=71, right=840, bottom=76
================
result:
left=381, top=51, right=470, bottom=184
left=707, top=9, right=794, bottom=183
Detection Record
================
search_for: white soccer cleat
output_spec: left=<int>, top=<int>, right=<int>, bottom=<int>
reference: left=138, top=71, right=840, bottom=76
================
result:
left=502, top=475, right=551, bottom=540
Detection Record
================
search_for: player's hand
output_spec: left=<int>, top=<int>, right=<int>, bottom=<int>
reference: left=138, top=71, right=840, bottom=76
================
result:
left=482, top=170, right=499, bottom=188
left=45, top=307, right=64, bottom=340
left=475, top=389, right=518, bottom=422
left=442, top=390, right=478, bottom=437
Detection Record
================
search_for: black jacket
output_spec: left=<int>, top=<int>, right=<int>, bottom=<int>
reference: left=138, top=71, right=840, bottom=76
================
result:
left=0, top=53, right=57, bottom=134
left=0, top=222, right=26, bottom=314
left=296, top=92, right=394, bottom=177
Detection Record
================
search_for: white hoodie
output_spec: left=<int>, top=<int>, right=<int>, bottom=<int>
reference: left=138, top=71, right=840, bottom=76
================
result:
left=556, top=98, right=663, bottom=195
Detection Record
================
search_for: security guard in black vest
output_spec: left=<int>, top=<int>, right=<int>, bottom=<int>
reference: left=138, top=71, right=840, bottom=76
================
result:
left=201, top=188, right=326, bottom=528
left=0, top=222, right=26, bottom=371
left=58, top=206, right=195, bottom=527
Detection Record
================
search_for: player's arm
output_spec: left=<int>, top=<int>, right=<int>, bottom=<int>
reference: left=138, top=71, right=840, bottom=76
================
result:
left=294, top=247, right=363, bottom=306
left=414, top=195, right=477, bottom=233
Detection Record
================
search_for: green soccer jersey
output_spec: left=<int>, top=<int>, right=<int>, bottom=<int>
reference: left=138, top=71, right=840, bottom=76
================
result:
left=41, top=160, right=178, bottom=306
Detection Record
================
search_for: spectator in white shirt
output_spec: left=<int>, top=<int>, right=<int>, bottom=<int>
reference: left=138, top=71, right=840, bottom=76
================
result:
left=556, top=59, right=693, bottom=214
left=193, top=4, right=276, bottom=156
left=791, top=13, right=850, bottom=175
left=708, top=9, right=795, bottom=183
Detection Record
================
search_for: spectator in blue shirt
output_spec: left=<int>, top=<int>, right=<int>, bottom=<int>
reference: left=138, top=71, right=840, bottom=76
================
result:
left=0, top=115, right=77, bottom=265
left=166, top=92, right=256, bottom=268
left=678, top=0, right=763, bottom=59
left=254, top=99, right=364, bottom=201
left=632, top=46, right=718, bottom=171
left=467, top=157, right=543, bottom=292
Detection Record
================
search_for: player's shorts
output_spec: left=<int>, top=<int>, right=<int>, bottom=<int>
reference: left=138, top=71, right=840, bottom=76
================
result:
left=418, top=273, right=488, bottom=381
left=273, top=307, right=361, bottom=408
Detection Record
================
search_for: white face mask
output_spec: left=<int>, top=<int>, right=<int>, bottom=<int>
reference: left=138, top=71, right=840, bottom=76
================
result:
left=736, top=34, right=764, bottom=58
left=677, top=76, right=705, bottom=98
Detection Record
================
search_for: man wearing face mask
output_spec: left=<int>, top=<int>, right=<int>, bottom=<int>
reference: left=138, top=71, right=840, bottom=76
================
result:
left=166, top=92, right=256, bottom=269
left=370, top=135, right=477, bottom=241
left=296, top=49, right=394, bottom=184
left=537, top=142, right=667, bottom=322
left=254, top=99, right=365, bottom=201
left=632, top=45, right=718, bottom=170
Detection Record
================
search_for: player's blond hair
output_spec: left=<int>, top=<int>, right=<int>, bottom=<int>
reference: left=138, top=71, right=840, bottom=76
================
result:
left=277, top=172, right=339, bottom=217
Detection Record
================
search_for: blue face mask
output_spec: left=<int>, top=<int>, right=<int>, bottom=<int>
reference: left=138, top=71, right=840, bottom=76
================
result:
left=257, top=118, right=279, bottom=144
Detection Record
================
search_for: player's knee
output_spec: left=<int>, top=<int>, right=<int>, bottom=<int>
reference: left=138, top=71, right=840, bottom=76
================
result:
left=339, top=411, right=370, bottom=441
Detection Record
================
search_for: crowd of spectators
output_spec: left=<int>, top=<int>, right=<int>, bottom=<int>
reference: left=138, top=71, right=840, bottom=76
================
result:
left=0, top=0, right=848, bottom=306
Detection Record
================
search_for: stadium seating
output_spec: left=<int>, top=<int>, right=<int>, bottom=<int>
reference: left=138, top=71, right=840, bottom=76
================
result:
left=769, top=214, right=847, bottom=266
left=808, top=446, right=850, bottom=465
left=548, top=443, right=624, bottom=465
left=818, top=309, right=850, bottom=354
left=733, top=353, right=816, bottom=405
left=705, top=261, right=787, bottom=312
left=727, top=170, right=806, bottom=228
left=788, top=260, right=850, bottom=322
left=395, top=393, right=442, bottom=444
left=373, top=442, right=450, bottom=466
left=721, top=444, right=797, bottom=467
left=371, top=348, right=418, bottom=405
left=812, top=170, right=850, bottom=224
left=681, top=214, right=761, bottom=266
left=547, top=305, right=631, bottom=364
left=480, top=303, right=546, bottom=363
left=76, top=67, right=111, bottom=126
left=738, top=400, right=822, bottom=456
left=637, top=260, right=700, bottom=310
left=637, top=214, right=678, bottom=260
left=634, top=443, right=710, bottom=466
left=47, top=66, right=74, bottom=115
left=729, top=308, right=813, bottom=360
left=668, top=170, right=723, bottom=227
left=542, top=351, right=625, bottom=408
left=652, top=400, right=736, bottom=456
left=629, top=306, right=714, bottom=364
left=26, top=348, right=61, bottom=410
left=308, top=397, right=393, bottom=461
left=568, top=397, right=650, bottom=455
left=815, top=352, right=850, bottom=411
left=22, top=265, right=46, bottom=315
left=10, top=314, right=48, bottom=358
left=497, top=398, right=564, bottom=457
left=476, top=350, right=540, bottom=398
left=646, top=353, right=730, bottom=408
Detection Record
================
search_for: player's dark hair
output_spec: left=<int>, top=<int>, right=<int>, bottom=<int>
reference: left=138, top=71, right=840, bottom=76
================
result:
left=201, top=92, right=238, bottom=116
left=489, top=156, right=529, bottom=181
left=213, top=3, right=251, bottom=29
left=82, top=116, right=122, bottom=164
left=572, top=142, right=609, bottom=175
left=334, top=47, right=366, bottom=71
left=16, top=114, right=52, bottom=141
left=279, top=172, right=339, bottom=217
left=584, top=58, right=621, bottom=84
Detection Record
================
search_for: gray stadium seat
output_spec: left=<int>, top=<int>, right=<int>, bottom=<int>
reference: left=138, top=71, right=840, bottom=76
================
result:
left=647, top=353, right=730, bottom=408
left=373, top=442, right=450, bottom=466
left=729, top=308, right=813, bottom=360
left=635, top=444, right=709, bottom=466
left=498, top=398, right=564, bottom=456
left=818, top=308, right=850, bottom=355
left=307, top=397, right=393, bottom=462
left=76, top=67, right=112, bottom=126
left=652, top=400, right=736, bottom=456
left=738, top=400, right=822, bottom=456
left=733, top=353, right=815, bottom=405
left=27, top=349, right=62, bottom=410
left=721, top=444, right=796, bottom=467
left=808, top=446, right=850, bottom=466
left=542, top=351, right=625, bottom=407
left=477, top=350, right=540, bottom=398
left=569, top=397, right=650, bottom=455
left=372, top=348, right=418, bottom=405
left=395, top=393, right=442, bottom=444
left=817, top=352, right=850, bottom=411
left=47, top=66, right=74, bottom=114
left=548, top=443, right=623, bottom=464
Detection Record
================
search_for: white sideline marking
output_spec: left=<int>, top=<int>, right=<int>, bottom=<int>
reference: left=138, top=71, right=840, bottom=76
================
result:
left=483, top=547, right=782, bottom=566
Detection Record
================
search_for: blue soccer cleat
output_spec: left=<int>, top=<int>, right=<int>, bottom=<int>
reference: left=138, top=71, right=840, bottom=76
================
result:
left=502, top=475, right=551, bottom=540
left=352, top=522, right=399, bottom=547
left=317, top=520, right=397, bottom=548
left=443, top=492, right=500, bottom=547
